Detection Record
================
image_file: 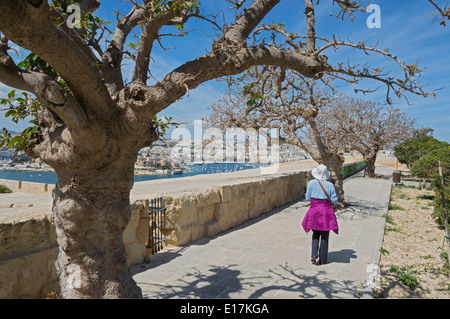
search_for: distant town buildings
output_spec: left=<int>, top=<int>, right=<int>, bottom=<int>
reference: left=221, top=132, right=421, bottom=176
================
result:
left=1, top=140, right=397, bottom=175
left=0, top=148, right=53, bottom=171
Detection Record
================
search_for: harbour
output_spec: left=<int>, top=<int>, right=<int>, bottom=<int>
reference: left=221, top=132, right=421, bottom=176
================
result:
left=0, top=162, right=266, bottom=185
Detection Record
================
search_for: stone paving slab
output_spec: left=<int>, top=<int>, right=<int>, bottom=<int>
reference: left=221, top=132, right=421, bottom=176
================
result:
left=131, top=167, right=393, bottom=299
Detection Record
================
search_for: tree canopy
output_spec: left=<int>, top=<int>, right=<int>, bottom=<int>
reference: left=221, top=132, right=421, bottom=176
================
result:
left=394, top=134, right=448, bottom=169
left=410, top=140, right=450, bottom=183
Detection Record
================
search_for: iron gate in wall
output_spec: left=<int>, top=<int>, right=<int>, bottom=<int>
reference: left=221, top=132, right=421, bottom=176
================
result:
left=146, top=197, right=166, bottom=254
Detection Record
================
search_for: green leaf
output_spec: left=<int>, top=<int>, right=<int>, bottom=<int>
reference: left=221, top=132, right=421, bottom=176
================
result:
left=184, top=1, right=194, bottom=10
left=8, top=136, right=20, bottom=148
left=4, top=110, right=16, bottom=118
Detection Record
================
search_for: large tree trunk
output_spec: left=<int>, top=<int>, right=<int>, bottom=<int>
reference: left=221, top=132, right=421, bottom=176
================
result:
left=40, top=113, right=154, bottom=299
left=52, top=158, right=143, bottom=298
left=363, top=150, right=378, bottom=178
left=364, top=157, right=376, bottom=178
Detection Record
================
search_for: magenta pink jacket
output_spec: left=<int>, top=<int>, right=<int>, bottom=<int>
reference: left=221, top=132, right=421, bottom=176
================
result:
left=302, top=198, right=339, bottom=234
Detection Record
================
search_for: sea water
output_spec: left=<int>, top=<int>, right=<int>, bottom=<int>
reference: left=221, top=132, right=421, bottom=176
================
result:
left=0, top=163, right=262, bottom=184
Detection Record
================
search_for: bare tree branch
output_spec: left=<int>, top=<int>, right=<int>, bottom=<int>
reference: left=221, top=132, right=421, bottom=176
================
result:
left=141, top=45, right=326, bottom=121
left=204, top=66, right=350, bottom=203
left=304, top=0, right=316, bottom=53
left=102, top=4, right=148, bottom=94
left=48, top=5, right=102, bottom=65
left=132, top=8, right=176, bottom=83
left=428, top=0, right=450, bottom=26
left=0, top=36, right=88, bottom=134
left=330, top=0, right=367, bottom=20
left=224, top=0, right=281, bottom=44
left=131, top=2, right=208, bottom=84
left=316, top=38, right=436, bottom=103
left=322, top=97, right=416, bottom=176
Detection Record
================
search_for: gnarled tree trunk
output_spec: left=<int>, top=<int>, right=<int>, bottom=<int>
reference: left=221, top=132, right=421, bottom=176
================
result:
left=307, top=118, right=346, bottom=206
left=33, top=95, right=157, bottom=298
left=52, top=159, right=142, bottom=298
left=363, top=148, right=379, bottom=178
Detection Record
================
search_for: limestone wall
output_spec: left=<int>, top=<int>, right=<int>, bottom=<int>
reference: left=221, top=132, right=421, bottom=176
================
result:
left=0, top=211, right=59, bottom=299
left=0, top=170, right=308, bottom=298
left=162, top=171, right=308, bottom=246
left=123, top=201, right=150, bottom=267
left=0, top=178, right=55, bottom=195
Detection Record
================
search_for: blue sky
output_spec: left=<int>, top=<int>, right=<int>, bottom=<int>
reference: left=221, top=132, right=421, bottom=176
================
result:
left=1, top=0, right=449, bottom=143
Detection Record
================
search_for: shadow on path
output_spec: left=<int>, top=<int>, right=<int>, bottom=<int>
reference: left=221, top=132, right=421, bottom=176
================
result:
left=135, top=260, right=362, bottom=299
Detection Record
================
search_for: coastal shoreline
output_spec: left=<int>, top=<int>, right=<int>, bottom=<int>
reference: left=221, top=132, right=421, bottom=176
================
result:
left=0, top=166, right=190, bottom=176
left=0, top=162, right=268, bottom=185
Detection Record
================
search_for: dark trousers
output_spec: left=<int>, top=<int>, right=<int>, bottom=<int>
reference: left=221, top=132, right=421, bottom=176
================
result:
left=312, top=230, right=330, bottom=264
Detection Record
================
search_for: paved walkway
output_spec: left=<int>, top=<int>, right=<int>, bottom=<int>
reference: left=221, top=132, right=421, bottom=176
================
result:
left=131, top=166, right=393, bottom=299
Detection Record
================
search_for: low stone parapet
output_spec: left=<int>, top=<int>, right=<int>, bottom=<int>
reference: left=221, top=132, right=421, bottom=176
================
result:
left=0, top=178, right=54, bottom=195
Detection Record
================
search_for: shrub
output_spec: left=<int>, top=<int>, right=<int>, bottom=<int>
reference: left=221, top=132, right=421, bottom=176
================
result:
left=389, top=266, right=419, bottom=290
left=0, top=184, right=12, bottom=193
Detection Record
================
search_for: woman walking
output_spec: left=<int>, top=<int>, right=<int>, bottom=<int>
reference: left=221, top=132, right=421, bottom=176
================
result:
left=302, top=164, right=339, bottom=265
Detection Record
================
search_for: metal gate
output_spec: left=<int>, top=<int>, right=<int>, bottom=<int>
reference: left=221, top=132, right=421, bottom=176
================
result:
left=146, top=197, right=166, bottom=255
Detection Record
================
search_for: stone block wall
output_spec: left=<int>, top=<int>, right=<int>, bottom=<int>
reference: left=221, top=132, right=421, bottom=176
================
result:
left=123, top=201, right=150, bottom=267
left=0, top=211, right=59, bottom=299
left=0, top=178, right=54, bottom=195
left=161, top=171, right=308, bottom=246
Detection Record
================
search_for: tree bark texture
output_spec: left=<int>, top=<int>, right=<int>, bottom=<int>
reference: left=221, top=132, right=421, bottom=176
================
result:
left=53, top=167, right=142, bottom=298
left=362, top=147, right=379, bottom=178
left=363, top=155, right=377, bottom=178
left=48, top=123, right=150, bottom=298
left=307, top=118, right=346, bottom=205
